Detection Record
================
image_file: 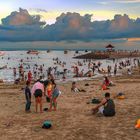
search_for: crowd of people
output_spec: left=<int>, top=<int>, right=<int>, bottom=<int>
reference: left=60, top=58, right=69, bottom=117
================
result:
left=24, top=75, right=61, bottom=113
left=1, top=51, right=140, bottom=119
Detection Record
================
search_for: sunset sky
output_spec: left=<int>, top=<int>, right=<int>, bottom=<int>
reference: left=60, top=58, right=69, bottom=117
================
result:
left=0, top=0, right=140, bottom=42
left=0, top=0, right=140, bottom=24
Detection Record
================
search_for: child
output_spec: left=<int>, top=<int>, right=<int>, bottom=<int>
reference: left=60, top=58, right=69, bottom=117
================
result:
left=25, top=81, right=31, bottom=112
left=49, top=83, right=60, bottom=111
left=46, top=81, right=53, bottom=99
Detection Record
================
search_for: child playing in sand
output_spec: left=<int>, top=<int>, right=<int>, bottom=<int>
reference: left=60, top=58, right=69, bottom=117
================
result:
left=25, top=81, right=31, bottom=112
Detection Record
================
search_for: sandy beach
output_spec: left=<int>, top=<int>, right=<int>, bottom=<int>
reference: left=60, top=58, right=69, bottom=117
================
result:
left=0, top=71, right=140, bottom=140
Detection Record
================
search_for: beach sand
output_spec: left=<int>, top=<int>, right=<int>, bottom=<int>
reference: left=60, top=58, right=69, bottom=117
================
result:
left=0, top=75, right=140, bottom=140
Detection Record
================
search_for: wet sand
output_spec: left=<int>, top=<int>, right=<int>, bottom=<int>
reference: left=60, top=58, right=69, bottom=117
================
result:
left=0, top=75, right=140, bottom=140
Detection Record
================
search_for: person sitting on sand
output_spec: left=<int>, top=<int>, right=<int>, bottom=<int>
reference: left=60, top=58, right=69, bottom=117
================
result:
left=71, top=82, right=86, bottom=92
left=103, top=76, right=114, bottom=87
left=25, top=81, right=31, bottom=112
left=49, top=83, right=60, bottom=111
left=31, top=80, right=44, bottom=113
left=92, top=92, right=115, bottom=117
left=71, top=81, right=80, bottom=92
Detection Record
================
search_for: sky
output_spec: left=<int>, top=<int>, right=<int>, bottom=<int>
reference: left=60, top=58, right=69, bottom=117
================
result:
left=0, top=0, right=140, bottom=24
left=0, top=0, right=140, bottom=42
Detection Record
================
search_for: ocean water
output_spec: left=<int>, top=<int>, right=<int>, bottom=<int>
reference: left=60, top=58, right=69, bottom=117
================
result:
left=0, top=50, right=121, bottom=82
left=0, top=39, right=140, bottom=82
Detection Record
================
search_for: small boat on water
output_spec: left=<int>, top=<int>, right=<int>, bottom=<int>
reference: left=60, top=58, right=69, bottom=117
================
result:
left=27, top=50, right=39, bottom=55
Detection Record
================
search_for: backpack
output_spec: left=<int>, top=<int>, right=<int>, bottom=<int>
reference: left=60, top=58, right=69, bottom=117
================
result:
left=91, top=98, right=101, bottom=104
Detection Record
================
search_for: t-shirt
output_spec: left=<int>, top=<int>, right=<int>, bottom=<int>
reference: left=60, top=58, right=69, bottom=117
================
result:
left=31, top=82, right=44, bottom=95
left=103, top=99, right=115, bottom=116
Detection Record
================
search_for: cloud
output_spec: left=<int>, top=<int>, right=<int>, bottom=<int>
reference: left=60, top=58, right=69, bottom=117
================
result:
left=29, top=8, right=47, bottom=13
left=1, top=8, right=45, bottom=26
left=44, top=13, right=140, bottom=40
left=115, top=0, right=140, bottom=3
left=0, top=8, right=140, bottom=41
left=97, top=2, right=109, bottom=5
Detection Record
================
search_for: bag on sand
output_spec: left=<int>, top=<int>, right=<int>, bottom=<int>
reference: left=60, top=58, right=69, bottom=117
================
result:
left=42, top=121, right=52, bottom=129
left=91, top=98, right=101, bottom=104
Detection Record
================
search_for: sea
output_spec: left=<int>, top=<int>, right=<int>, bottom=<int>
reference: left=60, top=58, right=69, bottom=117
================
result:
left=0, top=40, right=140, bottom=83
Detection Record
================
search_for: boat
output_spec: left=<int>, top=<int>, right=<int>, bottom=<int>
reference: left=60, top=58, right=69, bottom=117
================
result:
left=27, top=50, right=39, bottom=55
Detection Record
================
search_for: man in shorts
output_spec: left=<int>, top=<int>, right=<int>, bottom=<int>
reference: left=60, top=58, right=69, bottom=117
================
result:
left=92, top=92, right=115, bottom=117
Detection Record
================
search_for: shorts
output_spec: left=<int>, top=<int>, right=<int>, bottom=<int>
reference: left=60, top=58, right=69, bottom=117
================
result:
left=34, top=89, right=42, bottom=98
left=98, top=106, right=104, bottom=114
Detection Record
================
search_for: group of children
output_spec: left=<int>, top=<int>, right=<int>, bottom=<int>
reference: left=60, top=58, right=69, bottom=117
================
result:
left=24, top=78, right=60, bottom=113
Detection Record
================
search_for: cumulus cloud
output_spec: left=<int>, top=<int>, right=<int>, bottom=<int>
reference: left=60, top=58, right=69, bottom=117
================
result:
left=1, top=8, right=45, bottom=26
left=44, top=12, right=140, bottom=40
left=0, top=8, right=140, bottom=41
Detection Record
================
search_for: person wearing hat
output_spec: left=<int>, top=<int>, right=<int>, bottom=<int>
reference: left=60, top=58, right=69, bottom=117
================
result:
left=92, top=92, right=116, bottom=117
